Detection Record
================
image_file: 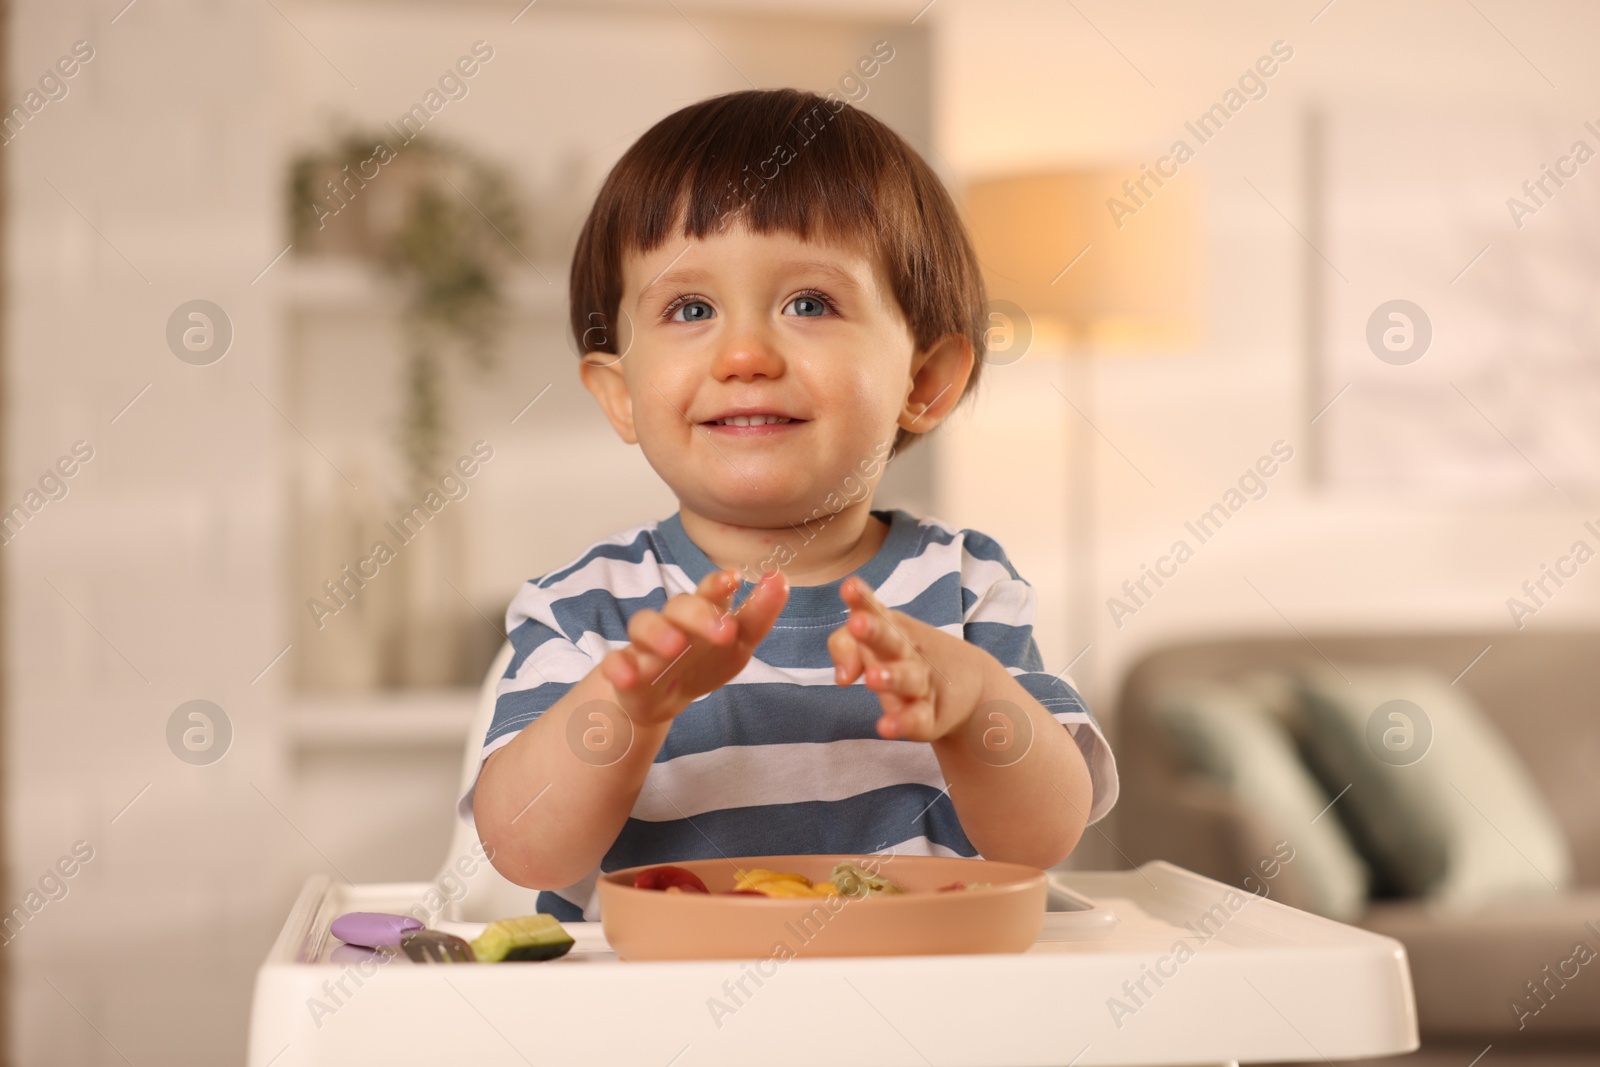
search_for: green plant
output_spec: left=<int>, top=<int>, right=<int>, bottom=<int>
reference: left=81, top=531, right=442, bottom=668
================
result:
left=289, top=131, right=524, bottom=497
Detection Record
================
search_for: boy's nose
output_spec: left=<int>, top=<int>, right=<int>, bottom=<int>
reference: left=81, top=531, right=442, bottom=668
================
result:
left=710, top=327, right=785, bottom=380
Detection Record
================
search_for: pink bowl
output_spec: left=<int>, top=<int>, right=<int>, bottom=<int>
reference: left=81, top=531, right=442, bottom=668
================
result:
left=597, top=854, right=1047, bottom=961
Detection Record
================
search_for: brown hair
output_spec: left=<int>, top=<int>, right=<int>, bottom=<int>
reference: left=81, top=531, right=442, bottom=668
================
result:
left=568, top=87, right=987, bottom=457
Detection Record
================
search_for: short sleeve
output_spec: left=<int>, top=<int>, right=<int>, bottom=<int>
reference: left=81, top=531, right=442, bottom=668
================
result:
left=959, top=532, right=1120, bottom=825
left=454, top=578, right=598, bottom=827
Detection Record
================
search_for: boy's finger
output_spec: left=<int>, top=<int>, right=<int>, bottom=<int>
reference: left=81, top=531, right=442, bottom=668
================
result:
left=877, top=703, right=910, bottom=740
left=662, top=590, right=737, bottom=646
left=880, top=700, right=933, bottom=741
left=875, top=702, right=895, bottom=738
left=828, top=625, right=864, bottom=685
left=908, top=701, right=937, bottom=739
left=627, top=608, right=687, bottom=660
left=848, top=601, right=915, bottom=664
left=865, top=656, right=932, bottom=700
left=602, top=647, right=641, bottom=690
left=614, top=620, right=670, bottom=680
left=843, top=577, right=914, bottom=659
left=695, top=566, right=740, bottom=607
left=877, top=683, right=934, bottom=734
left=842, top=575, right=890, bottom=614
left=732, top=568, right=789, bottom=646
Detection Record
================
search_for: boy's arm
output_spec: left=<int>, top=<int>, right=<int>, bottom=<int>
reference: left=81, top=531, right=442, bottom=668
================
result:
left=926, top=650, right=1094, bottom=870
left=473, top=566, right=790, bottom=890
left=830, top=574, right=1098, bottom=870
left=473, top=665, right=673, bottom=890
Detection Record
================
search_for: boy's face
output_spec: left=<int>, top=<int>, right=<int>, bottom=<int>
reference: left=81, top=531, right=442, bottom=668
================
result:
left=580, top=219, right=970, bottom=528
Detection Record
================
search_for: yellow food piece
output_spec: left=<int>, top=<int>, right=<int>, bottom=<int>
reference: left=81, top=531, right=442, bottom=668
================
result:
left=733, top=868, right=811, bottom=888
left=752, top=879, right=839, bottom=898
left=741, top=868, right=811, bottom=886
left=732, top=868, right=839, bottom=897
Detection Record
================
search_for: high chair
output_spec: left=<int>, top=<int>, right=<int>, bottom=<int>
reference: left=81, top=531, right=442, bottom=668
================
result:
left=248, top=641, right=1420, bottom=1067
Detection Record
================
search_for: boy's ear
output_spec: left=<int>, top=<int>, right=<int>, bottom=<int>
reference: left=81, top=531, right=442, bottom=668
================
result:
left=578, top=354, right=638, bottom=444
left=897, top=332, right=974, bottom=434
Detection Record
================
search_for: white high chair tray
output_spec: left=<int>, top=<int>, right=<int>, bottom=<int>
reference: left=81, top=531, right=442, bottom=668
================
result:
left=248, top=860, right=1417, bottom=1067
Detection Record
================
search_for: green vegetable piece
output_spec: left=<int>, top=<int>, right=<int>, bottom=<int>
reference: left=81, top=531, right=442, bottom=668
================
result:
left=470, top=914, right=576, bottom=962
left=829, top=861, right=904, bottom=897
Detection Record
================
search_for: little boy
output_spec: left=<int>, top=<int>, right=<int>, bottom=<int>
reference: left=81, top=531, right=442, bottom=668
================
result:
left=461, top=87, right=1117, bottom=920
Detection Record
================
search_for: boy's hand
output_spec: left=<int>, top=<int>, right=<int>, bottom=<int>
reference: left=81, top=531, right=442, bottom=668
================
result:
left=829, top=576, right=985, bottom=742
left=599, top=566, right=788, bottom=726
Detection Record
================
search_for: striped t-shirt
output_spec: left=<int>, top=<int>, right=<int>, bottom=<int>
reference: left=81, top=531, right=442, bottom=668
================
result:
left=456, top=507, right=1118, bottom=920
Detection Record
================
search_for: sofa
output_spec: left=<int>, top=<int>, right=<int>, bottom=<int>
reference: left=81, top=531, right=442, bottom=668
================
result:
left=1109, top=630, right=1600, bottom=1064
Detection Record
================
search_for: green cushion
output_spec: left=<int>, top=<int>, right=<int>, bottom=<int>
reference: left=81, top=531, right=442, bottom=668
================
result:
left=1294, top=667, right=1572, bottom=908
left=1151, top=678, right=1371, bottom=921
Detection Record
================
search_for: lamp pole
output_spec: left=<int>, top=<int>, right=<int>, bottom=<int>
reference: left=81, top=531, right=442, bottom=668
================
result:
left=1068, top=346, right=1097, bottom=703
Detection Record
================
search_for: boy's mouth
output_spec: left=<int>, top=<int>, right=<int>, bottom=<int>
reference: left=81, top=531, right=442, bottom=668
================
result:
left=699, top=408, right=809, bottom=433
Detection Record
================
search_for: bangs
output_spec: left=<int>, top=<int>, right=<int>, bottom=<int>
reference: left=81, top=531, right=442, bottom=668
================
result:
left=625, top=92, right=897, bottom=265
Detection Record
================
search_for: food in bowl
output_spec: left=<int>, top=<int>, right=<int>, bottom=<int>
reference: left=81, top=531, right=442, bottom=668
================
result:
left=630, top=865, right=709, bottom=893
left=730, top=868, right=839, bottom=897
left=829, top=861, right=905, bottom=897
left=628, top=860, right=909, bottom=899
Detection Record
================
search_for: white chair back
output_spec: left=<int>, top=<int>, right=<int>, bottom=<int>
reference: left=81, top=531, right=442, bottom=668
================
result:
left=434, top=640, right=543, bottom=921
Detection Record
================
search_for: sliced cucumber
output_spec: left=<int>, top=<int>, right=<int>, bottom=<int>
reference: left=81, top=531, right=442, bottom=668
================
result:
left=470, top=914, right=576, bottom=962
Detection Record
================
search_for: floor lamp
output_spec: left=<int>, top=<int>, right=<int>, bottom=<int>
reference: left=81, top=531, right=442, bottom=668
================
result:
left=963, top=170, right=1200, bottom=700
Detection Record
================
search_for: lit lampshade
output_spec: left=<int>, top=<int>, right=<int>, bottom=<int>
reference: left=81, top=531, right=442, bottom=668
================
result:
left=963, top=170, right=1202, bottom=352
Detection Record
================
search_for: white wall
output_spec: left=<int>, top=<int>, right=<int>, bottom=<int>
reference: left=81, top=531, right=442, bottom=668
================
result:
left=5, top=0, right=288, bottom=1062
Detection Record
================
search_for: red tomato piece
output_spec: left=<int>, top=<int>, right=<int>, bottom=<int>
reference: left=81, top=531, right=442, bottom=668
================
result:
left=936, top=880, right=968, bottom=892
left=632, top=865, right=710, bottom=893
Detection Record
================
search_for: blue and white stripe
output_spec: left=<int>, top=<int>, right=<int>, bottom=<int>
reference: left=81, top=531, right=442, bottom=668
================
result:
left=457, top=507, right=1118, bottom=921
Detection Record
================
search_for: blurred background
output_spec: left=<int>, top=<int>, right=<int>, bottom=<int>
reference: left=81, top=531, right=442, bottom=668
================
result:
left=6, top=0, right=1600, bottom=1063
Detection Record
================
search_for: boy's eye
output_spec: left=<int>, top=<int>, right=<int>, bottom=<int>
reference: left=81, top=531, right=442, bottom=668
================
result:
left=666, top=297, right=714, bottom=323
left=784, top=291, right=834, bottom=318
